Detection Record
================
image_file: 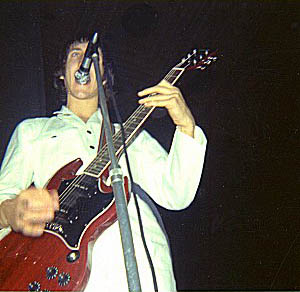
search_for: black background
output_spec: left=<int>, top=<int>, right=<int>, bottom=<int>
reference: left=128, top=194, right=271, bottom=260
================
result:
left=0, top=1, right=299, bottom=290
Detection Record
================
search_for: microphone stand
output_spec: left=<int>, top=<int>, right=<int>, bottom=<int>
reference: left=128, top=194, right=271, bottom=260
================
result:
left=92, top=52, right=142, bottom=292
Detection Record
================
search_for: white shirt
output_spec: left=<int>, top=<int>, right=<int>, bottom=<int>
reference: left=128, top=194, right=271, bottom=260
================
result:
left=0, top=106, right=207, bottom=291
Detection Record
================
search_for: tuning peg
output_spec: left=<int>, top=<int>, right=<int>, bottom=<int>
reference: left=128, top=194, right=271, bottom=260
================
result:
left=208, top=56, right=218, bottom=62
left=193, top=49, right=197, bottom=54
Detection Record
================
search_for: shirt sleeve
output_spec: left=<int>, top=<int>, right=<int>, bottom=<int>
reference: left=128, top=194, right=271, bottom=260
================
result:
left=0, top=121, right=34, bottom=204
left=125, top=125, right=207, bottom=210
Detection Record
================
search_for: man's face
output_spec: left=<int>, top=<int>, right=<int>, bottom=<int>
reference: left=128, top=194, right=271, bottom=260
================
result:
left=64, top=41, right=104, bottom=101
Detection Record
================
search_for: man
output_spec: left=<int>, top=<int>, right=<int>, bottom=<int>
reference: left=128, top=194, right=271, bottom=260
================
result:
left=0, top=36, right=207, bottom=291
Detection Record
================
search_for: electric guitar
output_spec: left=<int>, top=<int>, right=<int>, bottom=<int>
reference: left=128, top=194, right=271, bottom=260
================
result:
left=0, top=49, right=217, bottom=291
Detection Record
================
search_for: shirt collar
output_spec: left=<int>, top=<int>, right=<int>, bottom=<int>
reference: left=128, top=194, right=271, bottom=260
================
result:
left=53, top=105, right=103, bottom=124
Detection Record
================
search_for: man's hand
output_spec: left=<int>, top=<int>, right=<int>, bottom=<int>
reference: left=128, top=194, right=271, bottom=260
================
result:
left=0, top=188, right=59, bottom=237
left=138, top=79, right=195, bottom=137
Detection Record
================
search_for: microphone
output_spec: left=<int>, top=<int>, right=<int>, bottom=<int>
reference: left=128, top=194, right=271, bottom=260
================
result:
left=74, top=32, right=98, bottom=85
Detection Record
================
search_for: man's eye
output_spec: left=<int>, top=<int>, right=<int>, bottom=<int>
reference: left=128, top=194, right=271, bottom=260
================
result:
left=71, top=52, right=80, bottom=57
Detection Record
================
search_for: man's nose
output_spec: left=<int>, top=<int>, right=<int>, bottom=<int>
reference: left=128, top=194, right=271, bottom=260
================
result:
left=78, top=54, right=84, bottom=66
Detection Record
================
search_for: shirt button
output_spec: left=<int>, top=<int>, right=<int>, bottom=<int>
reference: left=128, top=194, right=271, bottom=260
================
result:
left=87, top=130, right=92, bottom=134
left=90, top=145, right=95, bottom=149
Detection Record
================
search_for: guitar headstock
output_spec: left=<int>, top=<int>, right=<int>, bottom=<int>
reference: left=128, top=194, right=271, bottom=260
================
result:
left=176, top=49, right=218, bottom=71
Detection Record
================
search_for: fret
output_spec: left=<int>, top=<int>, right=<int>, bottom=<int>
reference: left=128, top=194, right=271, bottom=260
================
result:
left=134, top=111, right=149, bottom=120
left=83, top=169, right=100, bottom=178
left=127, top=120, right=140, bottom=128
left=90, top=161, right=109, bottom=174
left=165, top=72, right=182, bottom=79
left=124, top=123, right=136, bottom=132
left=113, top=141, right=123, bottom=152
left=98, top=159, right=109, bottom=168
left=165, top=69, right=185, bottom=85
left=87, top=153, right=109, bottom=171
left=99, top=154, right=110, bottom=165
left=120, top=133, right=130, bottom=143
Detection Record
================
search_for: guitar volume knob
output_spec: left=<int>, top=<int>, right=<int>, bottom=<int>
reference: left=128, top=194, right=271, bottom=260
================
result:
left=58, top=272, right=71, bottom=286
left=28, top=281, right=40, bottom=291
left=46, top=266, right=58, bottom=279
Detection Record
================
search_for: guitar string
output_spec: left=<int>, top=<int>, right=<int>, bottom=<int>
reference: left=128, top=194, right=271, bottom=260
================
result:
left=57, top=95, right=159, bottom=206
left=57, top=114, right=141, bottom=205
left=57, top=103, right=156, bottom=207
left=54, top=62, right=192, bottom=213
left=56, top=103, right=157, bottom=213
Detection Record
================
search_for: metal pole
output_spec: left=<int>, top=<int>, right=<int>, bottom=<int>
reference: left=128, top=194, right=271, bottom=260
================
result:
left=92, top=52, right=142, bottom=292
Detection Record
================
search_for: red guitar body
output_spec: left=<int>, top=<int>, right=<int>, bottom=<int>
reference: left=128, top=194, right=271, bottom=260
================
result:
left=0, top=158, right=129, bottom=291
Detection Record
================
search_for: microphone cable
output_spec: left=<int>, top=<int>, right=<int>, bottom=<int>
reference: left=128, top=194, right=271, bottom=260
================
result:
left=110, top=92, right=159, bottom=292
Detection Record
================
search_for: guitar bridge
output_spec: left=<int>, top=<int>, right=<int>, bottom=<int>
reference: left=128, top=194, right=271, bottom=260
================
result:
left=45, top=222, right=64, bottom=235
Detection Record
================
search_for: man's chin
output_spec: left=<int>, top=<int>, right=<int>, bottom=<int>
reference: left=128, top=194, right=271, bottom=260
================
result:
left=69, top=91, right=98, bottom=101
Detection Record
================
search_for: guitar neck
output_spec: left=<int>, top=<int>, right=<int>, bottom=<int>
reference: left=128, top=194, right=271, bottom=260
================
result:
left=84, top=67, right=186, bottom=178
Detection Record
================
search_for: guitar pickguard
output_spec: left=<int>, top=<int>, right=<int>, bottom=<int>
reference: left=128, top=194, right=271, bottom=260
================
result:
left=45, top=174, right=114, bottom=249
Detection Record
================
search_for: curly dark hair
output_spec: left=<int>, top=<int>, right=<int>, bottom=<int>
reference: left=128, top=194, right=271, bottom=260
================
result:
left=53, top=33, right=115, bottom=106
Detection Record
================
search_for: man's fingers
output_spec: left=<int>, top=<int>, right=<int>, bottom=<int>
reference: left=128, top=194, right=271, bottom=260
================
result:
left=139, top=96, right=177, bottom=108
left=19, top=189, right=56, bottom=211
left=49, top=189, right=59, bottom=210
left=22, top=209, right=55, bottom=223
left=138, top=84, right=177, bottom=97
left=22, top=223, right=44, bottom=237
left=14, top=188, right=58, bottom=235
left=21, top=199, right=29, bottom=209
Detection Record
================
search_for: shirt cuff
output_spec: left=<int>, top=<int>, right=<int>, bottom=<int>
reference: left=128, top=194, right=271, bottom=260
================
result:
left=175, top=125, right=207, bottom=146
